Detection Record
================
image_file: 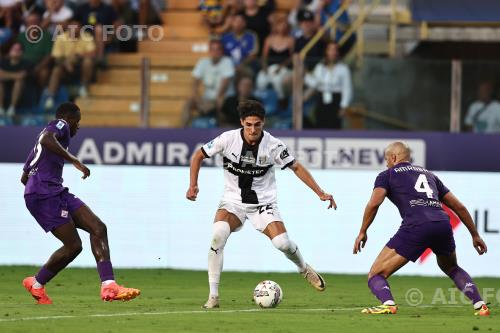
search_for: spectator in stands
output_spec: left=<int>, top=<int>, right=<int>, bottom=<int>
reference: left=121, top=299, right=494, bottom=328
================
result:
left=17, top=12, right=53, bottom=88
left=293, top=9, right=324, bottom=72
left=199, top=0, right=224, bottom=34
left=0, top=42, right=28, bottom=118
left=306, top=41, right=351, bottom=129
left=288, top=0, right=321, bottom=32
left=138, top=0, right=163, bottom=26
left=256, top=17, right=293, bottom=104
left=212, top=0, right=244, bottom=34
left=220, top=75, right=258, bottom=127
left=241, top=0, right=275, bottom=54
left=111, top=0, right=139, bottom=52
left=44, top=18, right=96, bottom=110
left=183, top=39, right=235, bottom=127
left=75, top=0, right=118, bottom=64
left=464, top=81, right=500, bottom=133
left=315, top=0, right=354, bottom=56
left=0, top=0, right=22, bottom=31
left=22, top=0, right=45, bottom=17
left=41, top=0, right=74, bottom=34
left=221, top=12, right=258, bottom=75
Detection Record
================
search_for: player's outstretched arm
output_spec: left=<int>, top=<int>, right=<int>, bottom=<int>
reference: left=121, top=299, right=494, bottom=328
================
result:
left=353, top=188, right=387, bottom=254
left=289, top=161, right=337, bottom=209
left=40, top=132, right=90, bottom=179
left=186, top=148, right=206, bottom=201
left=441, top=192, right=487, bottom=255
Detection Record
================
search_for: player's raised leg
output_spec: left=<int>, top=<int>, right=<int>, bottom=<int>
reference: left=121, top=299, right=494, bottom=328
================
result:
left=263, top=221, right=326, bottom=291
left=362, top=246, right=408, bottom=314
left=71, top=205, right=140, bottom=302
left=437, top=252, right=490, bottom=316
left=203, top=209, right=242, bottom=309
left=23, top=221, right=82, bottom=304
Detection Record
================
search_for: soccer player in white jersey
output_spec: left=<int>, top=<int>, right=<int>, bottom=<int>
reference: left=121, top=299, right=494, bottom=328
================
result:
left=186, top=100, right=337, bottom=309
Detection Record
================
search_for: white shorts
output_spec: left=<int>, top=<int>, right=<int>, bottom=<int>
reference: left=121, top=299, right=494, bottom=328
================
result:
left=218, top=201, right=283, bottom=232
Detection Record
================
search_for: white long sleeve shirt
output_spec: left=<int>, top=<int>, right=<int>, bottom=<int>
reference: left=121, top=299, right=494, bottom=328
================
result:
left=309, top=62, right=352, bottom=108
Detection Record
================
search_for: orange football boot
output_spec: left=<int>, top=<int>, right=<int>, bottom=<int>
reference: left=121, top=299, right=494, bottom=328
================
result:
left=101, top=282, right=140, bottom=302
left=23, top=276, right=52, bottom=305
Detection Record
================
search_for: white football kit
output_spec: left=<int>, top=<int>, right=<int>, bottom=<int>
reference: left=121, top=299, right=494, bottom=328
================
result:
left=201, top=129, right=295, bottom=231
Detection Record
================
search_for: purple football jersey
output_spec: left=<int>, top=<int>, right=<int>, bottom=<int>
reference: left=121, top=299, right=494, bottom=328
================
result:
left=23, top=119, right=71, bottom=196
left=374, top=162, right=450, bottom=227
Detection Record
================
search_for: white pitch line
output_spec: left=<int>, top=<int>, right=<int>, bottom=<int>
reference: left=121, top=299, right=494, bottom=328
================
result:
left=0, top=305, right=469, bottom=323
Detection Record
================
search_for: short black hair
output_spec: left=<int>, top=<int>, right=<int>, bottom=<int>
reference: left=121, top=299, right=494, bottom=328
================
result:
left=238, top=99, right=265, bottom=120
left=56, top=102, right=80, bottom=119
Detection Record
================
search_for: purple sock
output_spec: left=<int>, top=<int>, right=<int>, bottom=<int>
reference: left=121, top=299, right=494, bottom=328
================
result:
left=447, top=266, right=482, bottom=304
left=35, top=266, right=56, bottom=285
left=97, top=260, right=115, bottom=282
left=368, top=275, right=395, bottom=304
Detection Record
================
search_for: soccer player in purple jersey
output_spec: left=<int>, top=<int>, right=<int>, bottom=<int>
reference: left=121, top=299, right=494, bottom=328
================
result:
left=353, top=142, right=490, bottom=316
left=21, top=102, right=140, bottom=304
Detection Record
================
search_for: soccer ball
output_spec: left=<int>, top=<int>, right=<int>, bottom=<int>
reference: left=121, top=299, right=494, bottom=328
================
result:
left=253, top=280, right=283, bottom=308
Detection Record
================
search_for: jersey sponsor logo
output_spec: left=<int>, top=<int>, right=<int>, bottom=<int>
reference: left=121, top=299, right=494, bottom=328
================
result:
left=409, top=199, right=442, bottom=208
left=258, top=156, right=267, bottom=164
left=56, top=121, right=65, bottom=130
left=224, top=159, right=270, bottom=176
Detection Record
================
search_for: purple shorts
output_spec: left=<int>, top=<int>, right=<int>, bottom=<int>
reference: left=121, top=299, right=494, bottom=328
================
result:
left=25, top=189, right=85, bottom=233
left=386, top=221, right=456, bottom=262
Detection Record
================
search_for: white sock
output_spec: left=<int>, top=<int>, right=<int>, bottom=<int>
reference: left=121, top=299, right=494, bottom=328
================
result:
left=474, top=300, right=485, bottom=310
left=271, top=233, right=306, bottom=272
left=383, top=300, right=396, bottom=306
left=101, top=280, right=115, bottom=286
left=208, top=221, right=231, bottom=297
left=33, top=279, right=43, bottom=289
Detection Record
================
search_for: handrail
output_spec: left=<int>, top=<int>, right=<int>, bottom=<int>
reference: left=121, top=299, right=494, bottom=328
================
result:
left=299, top=1, right=350, bottom=60
left=338, top=0, right=381, bottom=46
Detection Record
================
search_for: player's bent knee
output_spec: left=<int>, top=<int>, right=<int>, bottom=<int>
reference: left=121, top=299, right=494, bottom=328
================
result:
left=211, top=221, right=231, bottom=250
left=92, top=220, right=107, bottom=238
left=67, top=242, right=83, bottom=257
left=271, top=233, right=295, bottom=254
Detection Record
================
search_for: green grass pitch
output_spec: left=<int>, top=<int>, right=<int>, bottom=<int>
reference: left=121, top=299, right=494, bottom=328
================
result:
left=0, top=266, right=497, bottom=333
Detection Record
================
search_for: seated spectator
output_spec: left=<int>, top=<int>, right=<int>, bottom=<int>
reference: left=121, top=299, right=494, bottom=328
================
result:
left=212, top=0, right=244, bottom=34
left=199, top=0, right=224, bottom=34
left=138, top=0, right=163, bottom=26
left=256, top=17, right=293, bottom=103
left=305, top=41, right=351, bottom=129
left=22, top=0, right=45, bottom=18
left=464, top=81, right=500, bottom=133
left=220, top=76, right=258, bottom=127
left=0, top=42, right=28, bottom=118
left=315, top=0, right=354, bottom=56
left=288, top=0, right=321, bottom=30
left=75, top=0, right=118, bottom=63
left=0, top=0, right=22, bottom=31
left=221, top=12, right=259, bottom=75
left=45, top=18, right=96, bottom=110
left=293, top=9, right=325, bottom=72
left=111, top=0, right=139, bottom=52
left=17, top=12, right=53, bottom=88
left=183, top=39, right=235, bottom=127
left=41, top=0, right=74, bottom=34
left=242, top=0, right=275, bottom=54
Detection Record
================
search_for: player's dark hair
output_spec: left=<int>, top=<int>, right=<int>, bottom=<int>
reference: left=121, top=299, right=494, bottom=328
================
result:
left=56, top=102, right=80, bottom=119
left=238, top=99, right=265, bottom=120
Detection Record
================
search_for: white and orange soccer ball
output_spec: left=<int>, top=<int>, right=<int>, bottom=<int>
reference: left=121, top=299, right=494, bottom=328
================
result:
left=253, top=280, right=283, bottom=308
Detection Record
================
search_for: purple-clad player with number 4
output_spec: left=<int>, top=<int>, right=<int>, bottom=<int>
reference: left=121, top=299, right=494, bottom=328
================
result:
left=21, top=102, right=140, bottom=304
left=353, top=141, right=490, bottom=316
